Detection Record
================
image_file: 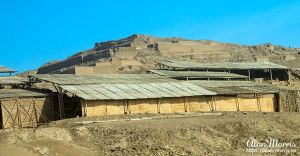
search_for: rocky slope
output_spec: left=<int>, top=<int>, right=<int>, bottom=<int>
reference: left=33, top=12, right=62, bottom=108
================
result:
left=37, top=34, right=300, bottom=74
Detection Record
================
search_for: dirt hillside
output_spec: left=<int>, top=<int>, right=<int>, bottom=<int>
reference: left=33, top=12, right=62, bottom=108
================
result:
left=0, top=112, right=299, bottom=156
left=36, top=34, right=300, bottom=74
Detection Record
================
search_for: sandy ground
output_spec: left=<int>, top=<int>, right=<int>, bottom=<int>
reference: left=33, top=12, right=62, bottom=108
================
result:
left=0, top=112, right=299, bottom=156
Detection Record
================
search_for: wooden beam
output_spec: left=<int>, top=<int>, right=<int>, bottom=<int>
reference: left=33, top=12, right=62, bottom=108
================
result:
left=157, top=99, right=161, bottom=113
left=58, top=87, right=65, bottom=119
left=248, top=70, right=251, bottom=80
left=185, top=97, right=188, bottom=112
left=125, top=100, right=129, bottom=114
left=286, top=69, right=290, bottom=81
left=270, top=69, right=273, bottom=83
left=85, top=100, right=88, bottom=117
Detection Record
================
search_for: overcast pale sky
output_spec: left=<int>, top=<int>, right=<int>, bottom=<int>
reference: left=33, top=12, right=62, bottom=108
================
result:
left=0, top=0, right=299, bottom=72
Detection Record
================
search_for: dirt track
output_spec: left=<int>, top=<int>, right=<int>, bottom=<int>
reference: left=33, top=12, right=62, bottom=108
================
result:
left=0, top=112, right=299, bottom=156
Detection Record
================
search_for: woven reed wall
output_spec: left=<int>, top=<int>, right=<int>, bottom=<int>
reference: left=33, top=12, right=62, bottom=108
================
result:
left=166, top=97, right=186, bottom=113
left=128, top=99, right=158, bottom=114
left=0, top=97, right=53, bottom=129
left=259, top=94, right=275, bottom=112
left=81, top=94, right=276, bottom=117
left=279, top=90, right=300, bottom=112
left=83, top=100, right=125, bottom=117
left=214, top=96, right=238, bottom=111
left=188, top=97, right=212, bottom=112
left=238, top=98, right=259, bottom=111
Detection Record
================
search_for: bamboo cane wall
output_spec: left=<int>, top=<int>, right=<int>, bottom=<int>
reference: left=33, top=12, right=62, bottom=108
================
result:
left=81, top=94, right=276, bottom=117
left=0, top=97, right=54, bottom=129
left=279, top=90, right=300, bottom=112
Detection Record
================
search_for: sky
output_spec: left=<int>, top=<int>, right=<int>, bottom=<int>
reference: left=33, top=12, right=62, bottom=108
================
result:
left=0, top=0, right=300, bottom=73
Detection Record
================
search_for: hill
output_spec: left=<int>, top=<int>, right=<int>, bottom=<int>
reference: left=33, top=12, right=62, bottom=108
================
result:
left=37, top=34, right=300, bottom=74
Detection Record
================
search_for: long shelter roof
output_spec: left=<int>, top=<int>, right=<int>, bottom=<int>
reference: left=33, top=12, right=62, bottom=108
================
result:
left=0, top=89, right=50, bottom=99
left=60, top=82, right=217, bottom=100
left=0, top=66, right=16, bottom=73
left=157, top=60, right=289, bottom=70
left=191, top=81, right=279, bottom=95
left=30, top=74, right=178, bottom=85
left=0, top=76, right=27, bottom=85
left=148, top=70, right=248, bottom=79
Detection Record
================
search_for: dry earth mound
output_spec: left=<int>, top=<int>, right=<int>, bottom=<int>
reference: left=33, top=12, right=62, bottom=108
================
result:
left=0, top=112, right=299, bottom=156
left=36, top=34, right=300, bottom=74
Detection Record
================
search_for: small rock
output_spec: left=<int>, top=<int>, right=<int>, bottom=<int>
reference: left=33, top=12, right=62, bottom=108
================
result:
left=243, top=112, right=248, bottom=115
left=33, top=146, right=50, bottom=155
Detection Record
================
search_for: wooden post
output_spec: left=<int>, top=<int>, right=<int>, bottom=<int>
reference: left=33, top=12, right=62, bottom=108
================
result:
left=270, top=69, right=273, bottom=83
left=32, top=98, right=38, bottom=127
left=257, top=94, right=261, bottom=112
left=235, top=97, right=240, bottom=111
left=125, top=100, right=129, bottom=114
left=157, top=99, right=161, bottom=113
left=286, top=69, right=290, bottom=81
left=185, top=97, right=188, bottom=112
left=16, top=99, right=21, bottom=128
left=58, top=87, right=65, bottom=119
left=248, top=70, right=251, bottom=80
left=85, top=100, right=88, bottom=117
left=211, top=96, right=216, bottom=111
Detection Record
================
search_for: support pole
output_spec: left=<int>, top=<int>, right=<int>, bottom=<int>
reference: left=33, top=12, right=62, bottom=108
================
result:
left=185, top=97, right=188, bottom=112
left=270, top=69, right=273, bottom=83
left=286, top=69, right=290, bottom=82
left=157, top=99, right=161, bottom=113
left=85, top=100, right=88, bottom=117
left=58, top=87, right=65, bottom=119
left=248, top=70, right=251, bottom=80
left=125, top=100, right=129, bottom=114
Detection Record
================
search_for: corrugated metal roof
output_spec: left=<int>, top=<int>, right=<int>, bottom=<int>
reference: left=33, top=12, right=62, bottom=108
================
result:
left=190, top=81, right=261, bottom=87
left=60, top=82, right=217, bottom=100
left=157, top=60, right=289, bottom=70
left=148, top=70, right=248, bottom=79
left=0, top=66, right=16, bottom=73
left=204, top=86, right=279, bottom=95
left=0, top=76, right=27, bottom=85
left=31, top=74, right=178, bottom=85
left=0, top=89, right=50, bottom=99
left=191, top=81, right=279, bottom=94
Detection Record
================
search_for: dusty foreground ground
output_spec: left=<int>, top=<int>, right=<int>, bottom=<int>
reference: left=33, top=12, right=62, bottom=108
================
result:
left=0, top=112, right=299, bottom=156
